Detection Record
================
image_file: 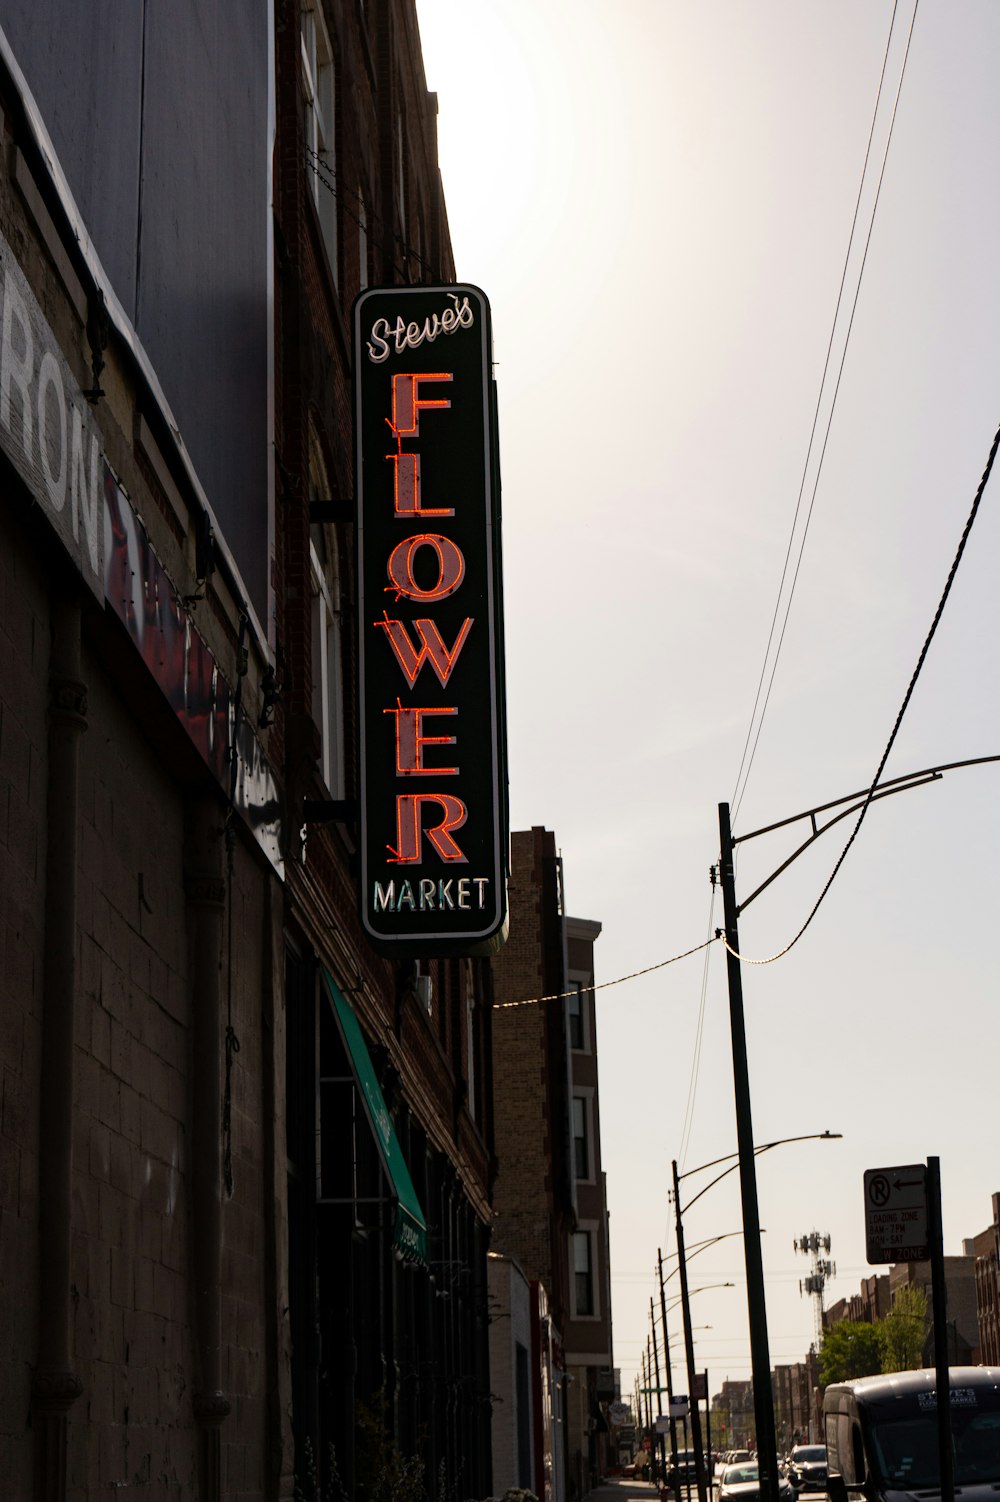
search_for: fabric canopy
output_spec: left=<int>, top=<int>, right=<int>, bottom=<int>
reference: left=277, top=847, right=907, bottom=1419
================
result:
left=322, top=970, right=428, bottom=1265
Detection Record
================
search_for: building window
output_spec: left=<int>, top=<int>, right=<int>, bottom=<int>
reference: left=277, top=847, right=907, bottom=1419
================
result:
left=308, top=434, right=345, bottom=798
left=574, top=1229, right=594, bottom=1316
left=572, top=1096, right=590, bottom=1182
left=396, top=107, right=405, bottom=223
left=301, top=2, right=338, bottom=282
left=568, top=981, right=585, bottom=1051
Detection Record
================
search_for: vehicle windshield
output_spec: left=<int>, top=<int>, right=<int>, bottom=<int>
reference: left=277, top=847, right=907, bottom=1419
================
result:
left=723, top=1465, right=759, bottom=1485
left=794, top=1448, right=825, bottom=1462
left=869, top=1405, right=1000, bottom=1489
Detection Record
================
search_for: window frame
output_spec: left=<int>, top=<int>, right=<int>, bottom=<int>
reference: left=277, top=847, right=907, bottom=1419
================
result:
left=301, top=1, right=338, bottom=283
left=573, top=1226, right=597, bottom=1319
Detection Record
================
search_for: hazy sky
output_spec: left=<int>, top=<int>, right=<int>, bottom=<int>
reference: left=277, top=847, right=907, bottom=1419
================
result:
left=415, top=0, right=1000, bottom=1402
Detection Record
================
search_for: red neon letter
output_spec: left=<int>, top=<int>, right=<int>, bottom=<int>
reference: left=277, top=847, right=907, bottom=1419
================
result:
left=373, top=613, right=473, bottom=687
left=386, top=534, right=465, bottom=601
left=390, top=373, right=452, bottom=436
left=384, top=702, right=458, bottom=776
left=387, top=794, right=468, bottom=864
left=385, top=375, right=454, bottom=517
left=385, top=449, right=454, bottom=518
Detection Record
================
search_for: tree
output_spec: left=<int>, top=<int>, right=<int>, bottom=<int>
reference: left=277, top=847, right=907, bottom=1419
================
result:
left=878, top=1285, right=928, bottom=1373
left=818, top=1320, right=884, bottom=1387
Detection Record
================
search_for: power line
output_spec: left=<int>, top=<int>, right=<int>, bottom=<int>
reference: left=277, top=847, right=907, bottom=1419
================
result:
left=725, top=412, right=1000, bottom=966
left=678, top=890, right=717, bottom=1171
left=304, top=144, right=441, bottom=284
left=494, top=936, right=715, bottom=1009
left=731, top=0, right=917, bottom=820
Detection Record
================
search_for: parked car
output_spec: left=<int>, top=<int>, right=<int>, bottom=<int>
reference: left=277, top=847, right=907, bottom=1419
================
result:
left=669, top=1448, right=701, bottom=1491
left=786, top=1445, right=828, bottom=1492
left=716, top=1461, right=795, bottom=1502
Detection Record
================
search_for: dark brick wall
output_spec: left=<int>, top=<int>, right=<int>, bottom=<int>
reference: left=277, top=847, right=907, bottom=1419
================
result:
left=490, top=830, right=575, bottom=1320
left=0, top=501, right=48, bottom=1498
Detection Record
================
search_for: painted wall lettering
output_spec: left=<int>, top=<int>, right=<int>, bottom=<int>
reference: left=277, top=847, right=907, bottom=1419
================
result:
left=0, top=235, right=104, bottom=598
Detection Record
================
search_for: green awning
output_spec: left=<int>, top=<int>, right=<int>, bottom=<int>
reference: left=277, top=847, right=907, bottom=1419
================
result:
left=322, top=970, right=428, bottom=1266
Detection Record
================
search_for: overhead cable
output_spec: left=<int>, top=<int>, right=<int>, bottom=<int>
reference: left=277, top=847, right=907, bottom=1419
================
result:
left=494, top=936, right=716, bottom=1010
left=731, top=0, right=916, bottom=820
left=725, top=413, right=1000, bottom=966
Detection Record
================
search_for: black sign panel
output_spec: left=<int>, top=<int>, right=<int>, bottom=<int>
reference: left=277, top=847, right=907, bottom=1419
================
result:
left=354, top=285, right=507, bottom=954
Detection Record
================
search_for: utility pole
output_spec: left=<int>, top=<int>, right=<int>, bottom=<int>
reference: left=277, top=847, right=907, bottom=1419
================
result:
left=718, top=802, right=779, bottom=1502
left=927, top=1157, right=955, bottom=1502
left=643, top=1345, right=653, bottom=1453
left=658, top=1247, right=681, bottom=1495
left=651, top=1298, right=668, bottom=1485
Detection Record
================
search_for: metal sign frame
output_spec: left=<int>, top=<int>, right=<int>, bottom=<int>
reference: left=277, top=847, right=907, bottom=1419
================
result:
left=353, top=284, right=507, bottom=955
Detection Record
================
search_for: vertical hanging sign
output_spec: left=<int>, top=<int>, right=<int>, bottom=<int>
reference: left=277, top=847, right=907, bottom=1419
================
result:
left=353, top=285, right=507, bottom=954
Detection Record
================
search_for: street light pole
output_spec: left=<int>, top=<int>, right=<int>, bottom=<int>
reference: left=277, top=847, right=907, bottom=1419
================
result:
left=672, top=1159, right=711, bottom=1502
left=658, top=1247, right=680, bottom=1491
left=718, top=800, right=779, bottom=1502
left=651, top=1296, right=668, bottom=1484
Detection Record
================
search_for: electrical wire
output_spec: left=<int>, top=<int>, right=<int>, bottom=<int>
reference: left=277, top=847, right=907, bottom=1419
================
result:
left=724, top=413, right=1000, bottom=966
left=730, top=0, right=913, bottom=821
left=494, top=936, right=716, bottom=1010
left=304, top=144, right=441, bottom=284
left=677, top=890, right=717, bottom=1172
left=503, top=378, right=990, bottom=1006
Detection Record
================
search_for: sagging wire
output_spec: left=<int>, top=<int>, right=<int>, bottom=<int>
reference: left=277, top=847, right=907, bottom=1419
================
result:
left=723, top=412, right=1000, bottom=967
left=494, top=935, right=717, bottom=1010
left=731, top=0, right=916, bottom=822
left=677, top=887, right=717, bottom=1173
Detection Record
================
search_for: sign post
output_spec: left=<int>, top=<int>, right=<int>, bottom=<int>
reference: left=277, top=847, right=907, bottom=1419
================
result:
left=863, top=1165, right=929, bottom=1262
left=864, top=1160, right=953, bottom=1502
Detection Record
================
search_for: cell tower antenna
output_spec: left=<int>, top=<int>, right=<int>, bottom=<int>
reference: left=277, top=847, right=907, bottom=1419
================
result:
left=794, top=1230, right=835, bottom=1345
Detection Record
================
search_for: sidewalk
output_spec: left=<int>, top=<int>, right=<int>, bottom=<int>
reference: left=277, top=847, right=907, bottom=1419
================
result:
left=583, top=1479, right=661, bottom=1500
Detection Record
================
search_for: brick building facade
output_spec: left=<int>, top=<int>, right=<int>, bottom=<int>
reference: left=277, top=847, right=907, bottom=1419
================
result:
left=489, top=828, right=613, bottom=1502
left=971, top=1193, right=1000, bottom=1366
left=0, top=5, right=498, bottom=1499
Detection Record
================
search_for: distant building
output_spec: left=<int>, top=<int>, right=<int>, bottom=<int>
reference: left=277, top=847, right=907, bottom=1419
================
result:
left=772, top=1351, right=820, bottom=1447
left=712, top=1378, right=755, bottom=1451
left=889, top=1257, right=979, bottom=1365
left=968, top=1192, right=1000, bottom=1366
left=563, top=915, right=614, bottom=1498
left=489, top=828, right=614, bottom=1502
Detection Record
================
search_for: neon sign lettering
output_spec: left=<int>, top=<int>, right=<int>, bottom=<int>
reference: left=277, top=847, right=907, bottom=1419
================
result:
left=385, top=373, right=454, bottom=516
left=373, top=877, right=491, bottom=913
left=385, top=533, right=465, bottom=602
left=366, top=293, right=475, bottom=363
left=355, top=284, right=506, bottom=952
left=373, top=614, right=473, bottom=687
left=387, top=793, right=468, bottom=864
left=384, top=701, right=458, bottom=776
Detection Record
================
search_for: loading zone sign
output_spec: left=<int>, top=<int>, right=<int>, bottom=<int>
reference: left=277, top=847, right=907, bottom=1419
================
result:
left=864, top=1164, right=929, bottom=1263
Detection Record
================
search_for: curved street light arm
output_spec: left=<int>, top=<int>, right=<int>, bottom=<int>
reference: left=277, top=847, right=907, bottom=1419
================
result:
left=732, top=755, right=998, bottom=915
left=680, top=1133, right=841, bottom=1216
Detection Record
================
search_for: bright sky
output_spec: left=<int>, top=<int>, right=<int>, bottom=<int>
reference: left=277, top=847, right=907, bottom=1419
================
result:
left=415, top=0, right=1000, bottom=1405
